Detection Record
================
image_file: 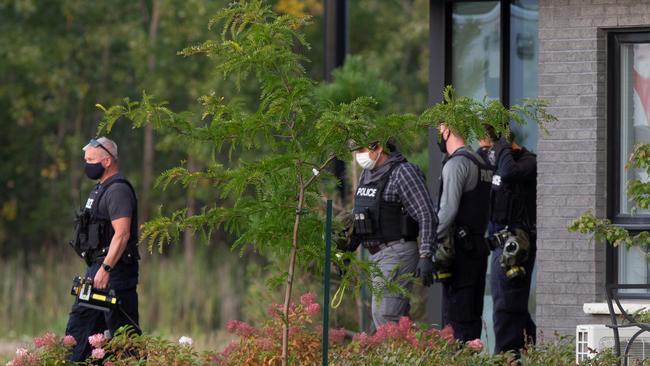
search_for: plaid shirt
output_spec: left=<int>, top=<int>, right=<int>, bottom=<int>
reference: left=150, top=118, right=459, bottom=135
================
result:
left=361, top=162, right=438, bottom=257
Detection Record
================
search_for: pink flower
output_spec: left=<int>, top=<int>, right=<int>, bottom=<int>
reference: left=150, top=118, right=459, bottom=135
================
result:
left=329, top=328, right=346, bottom=343
left=220, top=340, right=239, bottom=358
left=440, top=324, right=455, bottom=344
left=300, top=292, right=317, bottom=306
left=226, top=320, right=254, bottom=337
left=255, top=338, right=274, bottom=351
left=104, top=361, right=115, bottom=366
left=305, top=302, right=320, bottom=316
left=15, top=348, right=28, bottom=359
left=9, top=350, right=24, bottom=366
left=91, top=347, right=106, bottom=359
left=398, top=317, right=412, bottom=334
left=88, top=333, right=105, bottom=348
left=467, top=338, right=483, bottom=352
left=353, top=332, right=379, bottom=347
left=63, top=335, right=77, bottom=348
left=33, top=332, right=57, bottom=348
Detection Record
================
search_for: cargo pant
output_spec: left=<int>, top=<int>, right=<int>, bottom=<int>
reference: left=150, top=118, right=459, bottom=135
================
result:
left=369, top=239, right=419, bottom=329
left=65, top=287, right=140, bottom=361
left=491, top=233, right=537, bottom=354
left=442, top=236, right=489, bottom=342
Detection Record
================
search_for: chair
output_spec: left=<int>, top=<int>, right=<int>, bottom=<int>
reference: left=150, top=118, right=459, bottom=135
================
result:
left=604, top=284, right=650, bottom=366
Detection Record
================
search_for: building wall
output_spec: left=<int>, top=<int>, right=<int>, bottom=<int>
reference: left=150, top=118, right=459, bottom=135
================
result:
left=537, top=0, right=650, bottom=336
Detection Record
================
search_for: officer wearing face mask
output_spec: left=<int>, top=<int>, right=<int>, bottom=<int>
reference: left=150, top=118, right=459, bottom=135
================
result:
left=435, top=123, right=493, bottom=342
left=66, top=137, right=140, bottom=361
left=349, top=139, right=438, bottom=328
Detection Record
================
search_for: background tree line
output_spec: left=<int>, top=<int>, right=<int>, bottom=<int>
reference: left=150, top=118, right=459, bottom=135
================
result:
left=0, top=0, right=430, bottom=348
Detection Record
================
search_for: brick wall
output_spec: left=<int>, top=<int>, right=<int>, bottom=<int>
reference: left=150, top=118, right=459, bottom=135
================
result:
left=537, top=0, right=650, bottom=336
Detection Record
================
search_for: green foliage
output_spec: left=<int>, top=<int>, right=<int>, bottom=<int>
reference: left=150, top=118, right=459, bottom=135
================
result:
left=419, top=86, right=483, bottom=142
left=632, top=308, right=650, bottom=324
left=570, top=143, right=650, bottom=256
left=518, top=334, right=619, bottom=366
left=314, top=55, right=395, bottom=110
left=419, top=86, right=556, bottom=145
left=0, top=0, right=229, bottom=257
left=5, top=324, right=622, bottom=366
left=96, top=1, right=419, bottom=278
left=568, top=211, right=650, bottom=252
left=627, top=144, right=650, bottom=211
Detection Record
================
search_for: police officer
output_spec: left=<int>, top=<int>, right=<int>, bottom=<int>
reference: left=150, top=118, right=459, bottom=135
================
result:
left=350, top=139, right=438, bottom=328
left=485, top=133, right=537, bottom=355
left=435, top=123, right=493, bottom=342
left=66, top=137, right=140, bottom=361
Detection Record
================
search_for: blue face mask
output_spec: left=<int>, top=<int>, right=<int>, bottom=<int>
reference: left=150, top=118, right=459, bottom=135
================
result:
left=84, top=162, right=105, bottom=180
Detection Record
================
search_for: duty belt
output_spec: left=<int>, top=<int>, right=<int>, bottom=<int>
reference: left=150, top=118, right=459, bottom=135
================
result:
left=88, top=247, right=109, bottom=264
left=364, top=238, right=407, bottom=255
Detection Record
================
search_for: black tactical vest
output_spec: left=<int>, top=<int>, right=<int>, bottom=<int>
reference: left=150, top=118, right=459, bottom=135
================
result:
left=70, top=176, right=139, bottom=264
left=441, top=150, right=494, bottom=236
left=352, top=162, right=419, bottom=246
left=490, top=149, right=535, bottom=229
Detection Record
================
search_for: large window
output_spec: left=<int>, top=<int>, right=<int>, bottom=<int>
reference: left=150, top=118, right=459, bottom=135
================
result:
left=608, top=31, right=650, bottom=296
left=449, top=0, right=539, bottom=151
left=451, top=1, right=501, bottom=100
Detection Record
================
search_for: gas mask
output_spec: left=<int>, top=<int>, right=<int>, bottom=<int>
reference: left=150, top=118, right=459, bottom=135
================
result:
left=491, top=228, right=530, bottom=280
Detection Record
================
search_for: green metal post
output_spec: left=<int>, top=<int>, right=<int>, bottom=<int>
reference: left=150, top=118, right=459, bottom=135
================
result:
left=322, top=200, right=333, bottom=366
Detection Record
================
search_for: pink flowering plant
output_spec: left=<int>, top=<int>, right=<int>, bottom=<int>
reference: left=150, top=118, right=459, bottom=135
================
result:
left=5, top=333, right=75, bottom=366
left=87, top=326, right=213, bottom=366
left=5, top=315, right=623, bottom=365
left=214, top=292, right=345, bottom=365
left=330, top=318, right=508, bottom=366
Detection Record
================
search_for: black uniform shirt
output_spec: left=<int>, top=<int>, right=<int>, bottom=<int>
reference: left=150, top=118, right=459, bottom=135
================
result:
left=85, top=173, right=139, bottom=291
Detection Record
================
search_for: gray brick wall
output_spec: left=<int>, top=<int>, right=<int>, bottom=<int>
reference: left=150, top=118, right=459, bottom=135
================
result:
left=537, top=0, right=649, bottom=336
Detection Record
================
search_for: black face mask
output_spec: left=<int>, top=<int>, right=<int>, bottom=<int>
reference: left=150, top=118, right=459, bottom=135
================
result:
left=437, top=131, right=448, bottom=154
left=84, top=162, right=105, bottom=180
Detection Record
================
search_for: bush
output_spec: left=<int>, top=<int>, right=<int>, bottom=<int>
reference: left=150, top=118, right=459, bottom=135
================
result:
left=5, top=292, right=624, bottom=366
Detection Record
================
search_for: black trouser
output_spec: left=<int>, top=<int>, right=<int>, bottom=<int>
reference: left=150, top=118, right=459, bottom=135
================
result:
left=491, top=238, right=536, bottom=355
left=65, top=287, right=140, bottom=361
left=442, top=238, right=489, bottom=342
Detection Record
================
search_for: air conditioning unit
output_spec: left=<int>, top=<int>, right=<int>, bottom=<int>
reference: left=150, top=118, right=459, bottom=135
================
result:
left=576, top=324, right=650, bottom=364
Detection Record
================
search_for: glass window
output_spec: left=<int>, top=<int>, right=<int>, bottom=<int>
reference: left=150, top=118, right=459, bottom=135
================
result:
left=618, top=243, right=649, bottom=288
left=451, top=2, right=501, bottom=100
left=614, top=39, right=650, bottom=292
left=619, top=43, right=650, bottom=216
left=609, top=32, right=650, bottom=295
left=509, top=0, right=539, bottom=151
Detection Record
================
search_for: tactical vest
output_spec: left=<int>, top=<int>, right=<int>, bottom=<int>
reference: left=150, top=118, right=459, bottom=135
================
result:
left=441, top=150, right=493, bottom=237
left=490, top=149, right=535, bottom=229
left=70, top=177, right=139, bottom=265
left=352, top=162, right=419, bottom=246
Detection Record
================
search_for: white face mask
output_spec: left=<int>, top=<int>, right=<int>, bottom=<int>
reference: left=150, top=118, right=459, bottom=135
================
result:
left=355, top=151, right=378, bottom=170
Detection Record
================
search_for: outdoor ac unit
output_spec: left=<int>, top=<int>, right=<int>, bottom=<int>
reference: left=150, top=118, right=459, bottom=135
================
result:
left=576, top=324, right=650, bottom=364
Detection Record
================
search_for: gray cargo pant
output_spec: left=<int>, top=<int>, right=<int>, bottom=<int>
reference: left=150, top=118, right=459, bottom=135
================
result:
left=369, top=239, right=419, bottom=329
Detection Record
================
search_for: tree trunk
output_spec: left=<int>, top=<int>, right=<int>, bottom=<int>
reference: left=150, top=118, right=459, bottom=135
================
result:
left=70, top=96, right=84, bottom=207
left=218, top=250, right=243, bottom=326
left=183, top=155, right=197, bottom=267
left=141, top=0, right=160, bottom=222
left=282, top=184, right=305, bottom=366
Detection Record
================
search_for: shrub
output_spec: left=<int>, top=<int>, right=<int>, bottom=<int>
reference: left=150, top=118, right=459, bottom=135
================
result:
left=5, top=294, right=623, bottom=365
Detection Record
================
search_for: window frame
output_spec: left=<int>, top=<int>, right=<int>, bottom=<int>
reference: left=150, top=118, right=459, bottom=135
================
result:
left=606, top=29, right=650, bottom=298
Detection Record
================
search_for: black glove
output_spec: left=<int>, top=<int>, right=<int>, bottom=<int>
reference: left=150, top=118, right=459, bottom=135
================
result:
left=415, top=256, right=435, bottom=287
